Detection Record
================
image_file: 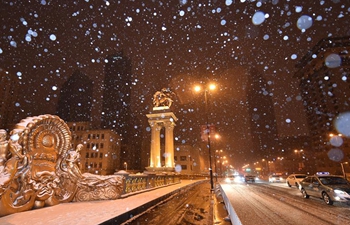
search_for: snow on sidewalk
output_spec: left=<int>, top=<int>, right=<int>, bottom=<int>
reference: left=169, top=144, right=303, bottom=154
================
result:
left=0, top=180, right=202, bottom=225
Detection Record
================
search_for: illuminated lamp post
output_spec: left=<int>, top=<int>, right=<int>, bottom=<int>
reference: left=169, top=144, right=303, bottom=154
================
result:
left=341, top=162, right=348, bottom=180
left=329, top=133, right=347, bottom=179
left=213, top=134, right=221, bottom=180
left=124, top=162, right=127, bottom=172
left=222, top=156, right=227, bottom=176
left=194, top=83, right=216, bottom=191
left=216, top=149, right=223, bottom=176
left=262, top=159, right=269, bottom=176
left=294, top=149, right=303, bottom=172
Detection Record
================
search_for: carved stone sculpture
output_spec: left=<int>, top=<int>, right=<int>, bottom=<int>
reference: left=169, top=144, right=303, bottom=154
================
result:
left=0, top=115, right=124, bottom=217
left=153, top=88, right=175, bottom=108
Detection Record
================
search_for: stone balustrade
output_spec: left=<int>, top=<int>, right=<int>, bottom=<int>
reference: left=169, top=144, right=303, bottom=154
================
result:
left=115, top=172, right=181, bottom=196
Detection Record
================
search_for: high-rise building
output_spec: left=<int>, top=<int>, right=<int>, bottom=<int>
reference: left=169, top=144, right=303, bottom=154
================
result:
left=246, top=68, right=279, bottom=161
left=101, top=52, right=132, bottom=131
left=101, top=52, right=141, bottom=170
left=56, top=70, right=93, bottom=122
left=295, top=36, right=350, bottom=152
left=0, top=68, right=18, bottom=129
left=295, top=36, right=350, bottom=174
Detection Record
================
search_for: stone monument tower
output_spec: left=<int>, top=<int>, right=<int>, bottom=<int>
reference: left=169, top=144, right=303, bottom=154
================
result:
left=146, top=88, right=177, bottom=173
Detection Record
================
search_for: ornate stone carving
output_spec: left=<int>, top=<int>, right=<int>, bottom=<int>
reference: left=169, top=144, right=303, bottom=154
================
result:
left=74, top=173, right=124, bottom=201
left=152, top=88, right=175, bottom=108
left=0, top=115, right=124, bottom=217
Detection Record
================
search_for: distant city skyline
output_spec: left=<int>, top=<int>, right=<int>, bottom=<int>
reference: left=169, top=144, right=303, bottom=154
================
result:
left=1, top=1, right=349, bottom=167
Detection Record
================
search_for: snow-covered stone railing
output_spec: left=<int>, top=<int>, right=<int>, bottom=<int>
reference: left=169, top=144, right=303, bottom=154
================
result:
left=0, top=115, right=124, bottom=217
left=115, top=172, right=181, bottom=195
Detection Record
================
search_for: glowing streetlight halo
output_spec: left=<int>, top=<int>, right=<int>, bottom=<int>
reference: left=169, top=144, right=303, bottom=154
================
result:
left=209, top=83, right=216, bottom=91
left=194, top=83, right=217, bottom=93
left=194, top=85, right=201, bottom=92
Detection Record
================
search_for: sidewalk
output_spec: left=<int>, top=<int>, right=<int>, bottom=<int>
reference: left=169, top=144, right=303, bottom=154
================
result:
left=0, top=180, right=203, bottom=225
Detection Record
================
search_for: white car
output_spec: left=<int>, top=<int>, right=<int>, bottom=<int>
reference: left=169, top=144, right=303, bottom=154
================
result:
left=286, top=174, right=307, bottom=187
left=300, top=173, right=350, bottom=205
left=269, top=174, right=283, bottom=183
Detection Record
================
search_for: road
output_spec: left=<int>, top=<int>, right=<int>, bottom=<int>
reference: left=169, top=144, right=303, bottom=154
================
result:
left=221, top=179, right=350, bottom=225
left=120, top=178, right=350, bottom=225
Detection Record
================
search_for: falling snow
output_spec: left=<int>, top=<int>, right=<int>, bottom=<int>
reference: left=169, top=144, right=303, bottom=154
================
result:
left=0, top=0, right=349, bottom=174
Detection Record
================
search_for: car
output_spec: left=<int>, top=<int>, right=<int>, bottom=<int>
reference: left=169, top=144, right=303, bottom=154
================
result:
left=269, top=174, right=283, bottom=183
left=244, top=175, right=256, bottom=183
left=299, top=172, right=350, bottom=205
left=286, top=174, right=307, bottom=187
left=225, top=175, right=235, bottom=183
left=225, top=174, right=245, bottom=183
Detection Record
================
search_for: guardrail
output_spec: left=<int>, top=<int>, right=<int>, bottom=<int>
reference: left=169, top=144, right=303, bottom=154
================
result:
left=218, top=184, right=242, bottom=225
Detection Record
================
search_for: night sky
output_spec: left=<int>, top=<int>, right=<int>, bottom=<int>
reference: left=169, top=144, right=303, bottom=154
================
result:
left=1, top=0, right=349, bottom=165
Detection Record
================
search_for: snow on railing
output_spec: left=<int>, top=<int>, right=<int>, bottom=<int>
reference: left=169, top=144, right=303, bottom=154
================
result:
left=218, top=184, right=242, bottom=225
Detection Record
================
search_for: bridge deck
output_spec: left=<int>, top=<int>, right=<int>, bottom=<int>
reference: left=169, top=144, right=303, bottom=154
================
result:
left=0, top=180, right=202, bottom=225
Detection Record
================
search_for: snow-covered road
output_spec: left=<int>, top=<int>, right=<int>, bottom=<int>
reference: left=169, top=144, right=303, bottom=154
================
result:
left=221, top=181, right=350, bottom=225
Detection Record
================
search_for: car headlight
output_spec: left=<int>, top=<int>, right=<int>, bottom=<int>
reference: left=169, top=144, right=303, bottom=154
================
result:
left=334, top=189, right=348, bottom=195
left=234, top=177, right=243, bottom=182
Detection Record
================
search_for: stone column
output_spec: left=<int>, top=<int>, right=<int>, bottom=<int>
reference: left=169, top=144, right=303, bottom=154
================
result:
left=146, top=112, right=177, bottom=172
left=150, top=122, right=161, bottom=168
left=164, top=121, right=175, bottom=168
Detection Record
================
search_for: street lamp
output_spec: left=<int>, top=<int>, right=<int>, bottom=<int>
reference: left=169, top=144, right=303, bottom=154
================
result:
left=213, top=134, right=221, bottom=179
left=341, top=162, right=348, bottom=180
left=294, top=149, right=304, bottom=172
left=262, top=159, right=269, bottom=176
left=216, top=149, right=223, bottom=176
left=222, top=156, right=227, bottom=174
left=124, top=162, right=127, bottom=171
left=195, top=83, right=216, bottom=191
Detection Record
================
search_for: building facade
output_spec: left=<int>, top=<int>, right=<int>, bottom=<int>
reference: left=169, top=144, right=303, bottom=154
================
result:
left=174, top=144, right=202, bottom=175
left=295, top=36, right=350, bottom=174
left=67, top=122, right=121, bottom=175
left=0, top=68, right=18, bottom=129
